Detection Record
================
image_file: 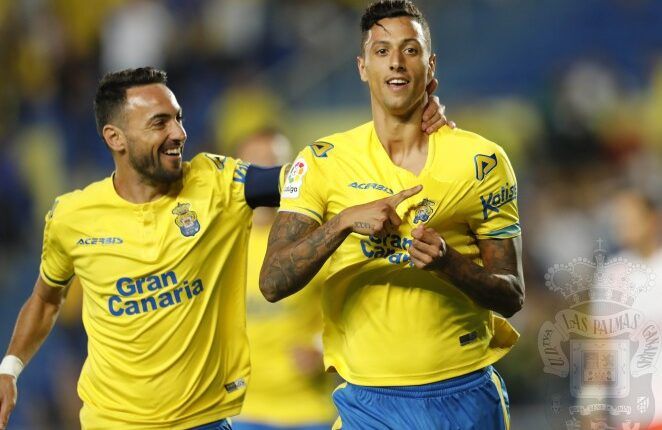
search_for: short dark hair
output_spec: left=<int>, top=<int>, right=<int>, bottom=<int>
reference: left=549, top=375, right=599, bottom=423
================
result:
left=360, top=0, right=431, bottom=54
left=93, top=67, right=168, bottom=136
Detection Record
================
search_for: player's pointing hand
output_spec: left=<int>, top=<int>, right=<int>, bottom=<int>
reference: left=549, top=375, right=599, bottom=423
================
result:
left=409, top=224, right=448, bottom=270
left=339, top=185, right=423, bottom=236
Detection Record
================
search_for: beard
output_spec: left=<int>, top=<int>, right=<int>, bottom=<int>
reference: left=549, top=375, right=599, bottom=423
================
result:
left=127, top=143, right=182, bottom=186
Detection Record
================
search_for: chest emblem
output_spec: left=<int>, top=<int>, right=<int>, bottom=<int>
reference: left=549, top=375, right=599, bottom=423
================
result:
left=413, top=198, right=436, bottom=224
left=172, top=203, right=201, bottom=237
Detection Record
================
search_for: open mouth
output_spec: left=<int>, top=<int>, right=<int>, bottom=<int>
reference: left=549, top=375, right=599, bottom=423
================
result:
left=159, top=145, right=183, bottom=160
left=386, top=78, right=410, bottom=90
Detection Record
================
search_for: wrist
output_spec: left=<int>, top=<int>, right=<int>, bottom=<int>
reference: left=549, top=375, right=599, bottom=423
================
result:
left=434, top=237, right=450, bottom=269
left=335, top=210, right=355, bottom=235
left=0, top=355, right=24, bottom=380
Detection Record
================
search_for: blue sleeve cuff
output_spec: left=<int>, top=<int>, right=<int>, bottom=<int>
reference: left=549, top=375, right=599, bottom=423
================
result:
left=244, top=165, right=282, bottom=208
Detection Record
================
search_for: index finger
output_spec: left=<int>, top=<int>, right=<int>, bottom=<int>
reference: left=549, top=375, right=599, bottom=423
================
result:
left=388, top=185, right=423, bottom=207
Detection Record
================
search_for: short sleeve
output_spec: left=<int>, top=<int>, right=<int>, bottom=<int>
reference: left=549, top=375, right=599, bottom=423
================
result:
left=467, top=145, right=521, bottom=239
left=40, top=200, right=74, bottom=287
left=196, top=153, right=251, bottom=209
left=278, top=146, right=327, bottom=224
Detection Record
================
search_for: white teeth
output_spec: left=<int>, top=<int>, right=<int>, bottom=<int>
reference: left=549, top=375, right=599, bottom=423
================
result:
left=388, top=79, right=408, bottom=85
left=164, top=149, right=181, bottom=155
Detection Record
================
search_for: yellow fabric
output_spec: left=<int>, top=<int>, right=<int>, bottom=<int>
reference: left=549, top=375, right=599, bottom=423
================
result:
left=331, top=383, right=348, bottom=430
left=490, top=371, right=511, bottom=430
left=280, top=122, right=521, bottom=386
left=41, top=153, right=253, bottom=430
left=239, top=223, right=336, bottom=425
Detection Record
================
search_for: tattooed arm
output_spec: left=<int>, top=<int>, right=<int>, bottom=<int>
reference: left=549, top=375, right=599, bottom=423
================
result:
left=409, top=226, right=524, bottom=317
left=259, top=185, right=423, bottom=302
left=259, top=213, right=348, bottom=302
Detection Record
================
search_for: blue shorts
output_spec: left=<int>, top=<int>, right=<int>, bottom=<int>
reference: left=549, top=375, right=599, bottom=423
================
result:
left=233, top=421, right=331, bottom=430
left=190, top=418, right=233, bottom=430
left=331, top=366, right=510, bottom=430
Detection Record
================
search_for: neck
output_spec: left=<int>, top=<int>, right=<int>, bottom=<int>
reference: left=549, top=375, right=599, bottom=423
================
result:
left=112, top=164, right=174, bottom=204
left=372, top=97, right=428, bottom=156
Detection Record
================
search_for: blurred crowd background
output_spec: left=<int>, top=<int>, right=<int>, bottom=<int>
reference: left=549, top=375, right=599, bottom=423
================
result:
left=1, top=0, right=661, bottom=429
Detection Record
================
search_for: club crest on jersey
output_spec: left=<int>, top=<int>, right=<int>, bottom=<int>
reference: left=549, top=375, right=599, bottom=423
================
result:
left=474, top=153, right=497, bottom=181
left=282, top=158, right=307, bottom=199
left=413, top=198, right=436, bottom=224
left=172, top=202, right=200, bottom=237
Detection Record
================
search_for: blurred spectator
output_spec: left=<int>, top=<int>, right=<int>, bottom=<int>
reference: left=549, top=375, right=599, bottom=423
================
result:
left=607, top=189, right=662, bottom=427
left=210, top=81, right=285, bottom=152
left=0, top=155, right=33, bottom=258
left=13, top=124, right=67, bottom=232
left=232, top=129, right=336, bottom=430
left=201, top=0, right=267, bottom=61
left=100, top=0, right=174, bottom=72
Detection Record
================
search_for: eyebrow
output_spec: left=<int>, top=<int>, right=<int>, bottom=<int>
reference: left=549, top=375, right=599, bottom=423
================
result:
left=370, top=38, right=423, bottom=46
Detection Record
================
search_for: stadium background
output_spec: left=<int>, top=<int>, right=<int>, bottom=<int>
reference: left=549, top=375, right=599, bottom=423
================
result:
left=0, top=0, right=661, bottom=428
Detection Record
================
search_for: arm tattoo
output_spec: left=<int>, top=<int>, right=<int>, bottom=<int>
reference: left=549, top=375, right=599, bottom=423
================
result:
left=260, top=212, right=350, bottom=301
left=434, top=236, right=525, bottom=317
left=353, top=221, right=373, bottom=230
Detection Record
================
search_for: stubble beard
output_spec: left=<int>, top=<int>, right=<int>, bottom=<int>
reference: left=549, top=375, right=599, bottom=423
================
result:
left=128, top=144, right=182, bottom=187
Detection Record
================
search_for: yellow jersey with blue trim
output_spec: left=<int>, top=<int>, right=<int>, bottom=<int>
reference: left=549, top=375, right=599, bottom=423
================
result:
left=279, top=122, right=521, bottom=387
left=40, top=153, right=253, bottom=430
left=239, top=223, right=336, bottom=425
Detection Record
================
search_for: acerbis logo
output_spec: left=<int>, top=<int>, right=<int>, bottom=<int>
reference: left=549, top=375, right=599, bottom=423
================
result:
left=77, top=237, right=123, bottom=245
left=348, top=182, right=394, bottom=195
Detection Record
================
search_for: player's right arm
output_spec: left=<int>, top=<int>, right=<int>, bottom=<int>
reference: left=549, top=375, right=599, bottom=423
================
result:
left=0, top=275, right=66, bottom=429
left=259, top=186, right=422, bottom=302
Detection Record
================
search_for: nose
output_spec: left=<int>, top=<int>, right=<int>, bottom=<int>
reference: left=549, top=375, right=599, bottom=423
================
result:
left=389, top=51, right=405, bottom=72
left=171, top=120, right=187, bottom=143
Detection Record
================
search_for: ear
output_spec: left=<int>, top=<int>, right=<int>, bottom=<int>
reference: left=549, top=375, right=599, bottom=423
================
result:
left=427, top=53, right=436, bottom=84
left=102, top=124, right=127, bottom=153
left=357, top=55, right=368, bottom=83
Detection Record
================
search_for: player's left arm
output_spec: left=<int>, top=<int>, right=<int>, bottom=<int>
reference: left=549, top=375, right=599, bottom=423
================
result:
left=410, top=143, right=523, bottom=317
left=409, top=230, right=524, bottom=318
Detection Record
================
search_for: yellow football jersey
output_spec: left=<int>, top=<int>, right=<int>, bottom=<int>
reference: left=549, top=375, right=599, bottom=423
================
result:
left=40, top=153, right=253, bottom=430
left=239, top=223, right=335, bottom=425
left=280, top=122, right=521, bottom=386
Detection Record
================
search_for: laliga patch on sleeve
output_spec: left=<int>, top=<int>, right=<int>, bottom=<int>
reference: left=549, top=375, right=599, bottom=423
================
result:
left=282, top=158, right=308, bottom=199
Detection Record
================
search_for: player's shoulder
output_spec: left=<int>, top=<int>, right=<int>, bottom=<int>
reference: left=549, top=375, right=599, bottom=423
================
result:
left=438, top=127, right=508, bottom=157
left=304, top=122, right=373, bottom=160
left=435, top=127, right=513, bottom=181
left=189, top=152, right=235, bottom=173
left=189, top=152, right=248, bottom=179
left=47, top=177, right=112, bottom=221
